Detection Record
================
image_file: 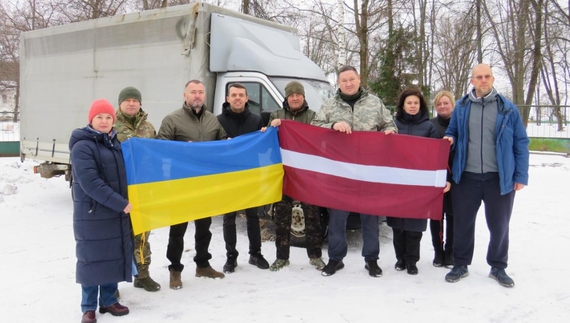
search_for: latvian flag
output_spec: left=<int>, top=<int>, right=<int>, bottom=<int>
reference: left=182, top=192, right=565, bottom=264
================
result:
left=278, top=120, right=450, bottom=220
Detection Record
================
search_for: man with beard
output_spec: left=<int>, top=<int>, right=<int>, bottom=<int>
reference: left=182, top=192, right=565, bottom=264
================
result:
left=157, top=80, right=227, bottom=289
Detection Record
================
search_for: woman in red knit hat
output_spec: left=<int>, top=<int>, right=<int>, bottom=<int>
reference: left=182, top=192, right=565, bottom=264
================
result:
left=69, top=99, right=133, bottom=323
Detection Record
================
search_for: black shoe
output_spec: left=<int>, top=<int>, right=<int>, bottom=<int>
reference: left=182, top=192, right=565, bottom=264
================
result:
left=249, top=254, right=269, bottom=269
left=395, top=259, right=406, bottom=271
left=489, top=267, right=515, bottom=288
left=364, top=260, right=383, bottom=277
left=443, top=252, right=454, bottom=268
left=321, top=260, right=344, bottom=277
left=445, top=265, right=469, bottom=283
left=407, top=264, right=418, bottom=275
left=433, top=253, right=444, bottom=267
left=223, top=257, right=237, bottom=273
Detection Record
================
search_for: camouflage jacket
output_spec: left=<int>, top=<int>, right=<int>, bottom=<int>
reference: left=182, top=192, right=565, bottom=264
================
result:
left=312, top=89, right=397, bottom=132
left=114, top=109, right=156, bottom=142
left=267, top=100, right=316, bottom=125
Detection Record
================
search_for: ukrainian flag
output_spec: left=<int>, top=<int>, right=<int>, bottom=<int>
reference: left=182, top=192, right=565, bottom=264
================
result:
left=122, top=127, right=283, bottom=235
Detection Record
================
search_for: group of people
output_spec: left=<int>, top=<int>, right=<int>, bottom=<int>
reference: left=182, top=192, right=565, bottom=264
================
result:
left=70, top=63, right=529, bottom=323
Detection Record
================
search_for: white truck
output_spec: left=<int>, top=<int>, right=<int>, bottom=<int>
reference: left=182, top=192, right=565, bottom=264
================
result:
left=19, top=2, right=333, bottom=180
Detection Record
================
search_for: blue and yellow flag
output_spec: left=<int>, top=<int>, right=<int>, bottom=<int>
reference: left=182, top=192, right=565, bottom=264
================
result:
left=122, top=127, right=283, bottom=235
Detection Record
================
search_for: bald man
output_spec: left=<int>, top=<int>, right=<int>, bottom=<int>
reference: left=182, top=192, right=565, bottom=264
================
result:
left=443, top=64, right=529, bottom=288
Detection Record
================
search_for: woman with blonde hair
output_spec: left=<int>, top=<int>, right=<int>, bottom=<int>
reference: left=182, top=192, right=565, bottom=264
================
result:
left=429, top=90, right=456, bottom=268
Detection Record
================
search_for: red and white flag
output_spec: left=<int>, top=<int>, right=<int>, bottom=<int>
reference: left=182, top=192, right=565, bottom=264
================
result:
left=278, top=120, right=450, bottom=220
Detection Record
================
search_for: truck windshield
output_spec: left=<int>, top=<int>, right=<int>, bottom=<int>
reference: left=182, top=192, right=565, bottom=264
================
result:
left=270, top=78, right=334, bottom=112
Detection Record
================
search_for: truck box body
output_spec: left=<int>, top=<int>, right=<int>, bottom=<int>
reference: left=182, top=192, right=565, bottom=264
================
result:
left=19, top=2, right=332, bottom=171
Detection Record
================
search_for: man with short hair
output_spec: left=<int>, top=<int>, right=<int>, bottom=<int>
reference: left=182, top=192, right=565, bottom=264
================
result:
left=267, top=81, right=326, bottom=272
left=312, top=65, right=397, bottom=277
left=443, top=64, right=529, bottom=288
left=157, top=80, right=227, bottom=289
left=114, top=86, right=161, bottom=292
left=216, top=83, right=269, bottom=273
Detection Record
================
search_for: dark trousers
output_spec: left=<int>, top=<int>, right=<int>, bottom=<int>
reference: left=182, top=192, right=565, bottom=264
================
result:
left=166, top=217, right=213, bottom=271
left=327, top=209, right=379, bottom=262
left=451, top=174, right=515, bottom=269
left=273, top=195, right=323, bottom=260
left=392, top=228, right=422, bottom=265
left=223, top=207, right=262, bottom=258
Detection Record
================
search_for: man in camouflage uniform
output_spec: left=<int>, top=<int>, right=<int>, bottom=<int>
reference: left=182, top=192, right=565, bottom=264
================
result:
left=114, top=86, right=161, bottom=292
left=266, top=81, right=325, bottom=271
left=312, top=65, right=397, bottom=278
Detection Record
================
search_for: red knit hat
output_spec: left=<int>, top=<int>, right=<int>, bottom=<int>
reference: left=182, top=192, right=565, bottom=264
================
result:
left=88, top=99, right=116, bottom=124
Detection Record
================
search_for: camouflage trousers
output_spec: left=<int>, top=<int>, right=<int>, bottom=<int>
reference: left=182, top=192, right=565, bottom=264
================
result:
left=134, top=231, right=152, bottom=278
left=273, top=195, right=323, bottom=260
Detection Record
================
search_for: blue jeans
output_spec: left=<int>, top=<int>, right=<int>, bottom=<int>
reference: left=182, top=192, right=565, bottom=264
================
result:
left=81, top=283, right=118, bottom=312
left=327, top=209, right=379, bottom=262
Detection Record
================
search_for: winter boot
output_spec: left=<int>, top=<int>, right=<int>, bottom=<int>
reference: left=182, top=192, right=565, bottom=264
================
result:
left=309, top=257, right=326, bottom=270
left=134, top=266, right=161, bottom=291
left=249, top=253, right=270, bottom=269
left=269, top=259, right=290, bottom=271
left=223, top=256, right=238, bottom=273
left=365, top=260, right=383, bottom=277
left=169, top=269, right=183, bottom=290
left=195, top=266, right=225, bottom=279
left=443, top=250, right=454, bottom=268
left=433, top=251, right=444, bottom=267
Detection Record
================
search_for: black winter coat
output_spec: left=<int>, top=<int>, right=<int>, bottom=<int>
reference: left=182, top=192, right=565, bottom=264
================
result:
left=431, top=115, right=454, bottom=215
left=386, top=111, right=437, bottom=232
left=217, top=102, right=264, bottom=137
left=69, top=126, right=133, bottom=286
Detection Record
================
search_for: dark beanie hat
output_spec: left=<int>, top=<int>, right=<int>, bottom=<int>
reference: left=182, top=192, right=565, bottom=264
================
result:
left=285, top=81, right=305, bottom=98
left=89, top=99, right=116, bottom=124
left=118, top=86, right=142, bottom=105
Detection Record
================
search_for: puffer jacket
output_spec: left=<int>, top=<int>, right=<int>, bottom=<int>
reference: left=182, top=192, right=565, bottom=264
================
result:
left=69, top=126, right=133, bottom=286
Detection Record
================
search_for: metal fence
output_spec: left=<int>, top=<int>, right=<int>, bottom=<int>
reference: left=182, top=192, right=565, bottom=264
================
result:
left=523, top=105, right=569, bottom=138
left=0, top=111, right=19, bottom=142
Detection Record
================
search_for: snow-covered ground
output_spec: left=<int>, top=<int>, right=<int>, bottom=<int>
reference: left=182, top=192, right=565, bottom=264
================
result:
left=1, top=153, right=569, bottom=323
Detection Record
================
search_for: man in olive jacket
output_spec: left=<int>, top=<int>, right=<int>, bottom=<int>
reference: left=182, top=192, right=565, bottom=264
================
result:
left=157, top=80, right=227, bottom=290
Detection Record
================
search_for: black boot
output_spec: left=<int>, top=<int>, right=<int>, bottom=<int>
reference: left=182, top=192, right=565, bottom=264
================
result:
left=433, top=251, right=444, bottom=267
left=407, top=263, right=419, bottom=275
left=443, top=250, right=454, bottom=268
left=223, top=256, right=238, bottom=273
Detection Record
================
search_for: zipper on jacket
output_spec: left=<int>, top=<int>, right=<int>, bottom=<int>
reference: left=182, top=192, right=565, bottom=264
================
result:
left=480, top=98, right=485, bottom=174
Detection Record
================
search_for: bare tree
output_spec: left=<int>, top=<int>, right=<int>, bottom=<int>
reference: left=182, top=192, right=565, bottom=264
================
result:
left=431, top=10, right=478, bottom=99
left=482, top=0, right=544, bottom=127
left=538, top=0, right=568, bottom=130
